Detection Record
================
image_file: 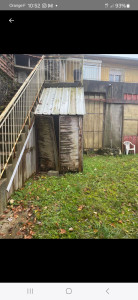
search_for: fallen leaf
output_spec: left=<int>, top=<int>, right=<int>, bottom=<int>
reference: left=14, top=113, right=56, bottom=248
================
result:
left=21, top=225, right=26, bottom=231
left=78, top=205, right=85, bottom=211
left=4, top=209, right=10, bottom=214
left=29, top=230, right=35, bottom=235
left=69, top=227, right=74, bottom=231
left=27, top=222, right=33, bottom=226
left=36, top=196, right=40, bottom=200
left=83, top=187, right=90, bottom=193
left=14, top=214, right=19, bottom=219
left=28, top=213, right=32, bottom=217
left=24, top=235, right=32, bottom=239
left=118, top=220, right=123, bottom=224
left=16, top=231, right=22, bottom=236
left=0, top=214, right=6, bottom=219
left=59, top=229, right=66, bottom=234
left=110, top=223, right=116, bottom=228
left=93, top=229, right=98, bottom=233
left=9, top=199, right=14, bottom=204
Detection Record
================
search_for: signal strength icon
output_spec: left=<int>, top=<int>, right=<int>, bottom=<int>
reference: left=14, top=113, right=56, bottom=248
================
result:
left=105, top=3, right=109, bottom=8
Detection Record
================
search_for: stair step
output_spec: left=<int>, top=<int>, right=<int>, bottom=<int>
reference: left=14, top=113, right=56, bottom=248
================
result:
left=0, top=177, right=7, bottom=185
left=1, top=163, right=13, bottom=179
left=0, top=142, right=21, bottom=151
left=2, top=125, right=26, bottom=131
left=0, top=152, right=14, bottom=164
left=0, top=133, right=22, bottom=142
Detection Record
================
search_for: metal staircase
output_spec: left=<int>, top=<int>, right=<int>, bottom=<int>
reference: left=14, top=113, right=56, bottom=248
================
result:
left=0, top=55, right=83, bottom=214
left=0, top=56, right=45, bottom=180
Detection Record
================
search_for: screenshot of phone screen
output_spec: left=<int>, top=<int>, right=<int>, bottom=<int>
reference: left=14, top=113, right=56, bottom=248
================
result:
left=0, top=0, right=137, bottom=292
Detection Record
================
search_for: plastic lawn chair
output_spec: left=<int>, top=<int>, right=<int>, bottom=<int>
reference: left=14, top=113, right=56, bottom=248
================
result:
left=123, top=141, right=136, bottom=155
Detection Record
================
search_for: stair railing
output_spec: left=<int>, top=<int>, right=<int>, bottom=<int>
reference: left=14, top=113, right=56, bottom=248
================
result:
left=44, top=57, right=83, bottom=84
left=0, top=55, right=45, bottom=179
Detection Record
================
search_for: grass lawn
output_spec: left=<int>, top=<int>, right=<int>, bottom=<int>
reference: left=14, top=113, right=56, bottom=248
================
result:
left=10, top=154, right=138, bottom=239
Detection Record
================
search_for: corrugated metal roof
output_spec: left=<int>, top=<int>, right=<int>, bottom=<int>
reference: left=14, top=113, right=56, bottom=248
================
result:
left=35, top=87, right=85, bottom=115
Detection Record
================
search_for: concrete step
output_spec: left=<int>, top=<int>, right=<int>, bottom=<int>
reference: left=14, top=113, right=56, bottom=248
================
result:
left=0, top=141, right=22, bottom=152
left=0, top=142, right=17, bottom=152
left=0, top=178, right=7, bottom=213
left=0, top=152, right=14, bottom=164
left=0, top=133, right=22, bottom=142
left=2, top=125, right=27, bottom=133
left=2, top=163, right=13, bottom=179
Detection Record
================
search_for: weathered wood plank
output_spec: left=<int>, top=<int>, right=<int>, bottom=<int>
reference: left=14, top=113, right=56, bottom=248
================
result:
left=59, top=116, right=79, bottom=172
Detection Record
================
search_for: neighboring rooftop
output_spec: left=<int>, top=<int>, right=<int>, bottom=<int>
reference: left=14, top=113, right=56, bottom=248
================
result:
left=84, top=54, right=138, bottom=65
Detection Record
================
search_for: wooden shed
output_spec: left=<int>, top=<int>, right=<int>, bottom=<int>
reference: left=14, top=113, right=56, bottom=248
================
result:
left=35, top=87, right=85, bottom=173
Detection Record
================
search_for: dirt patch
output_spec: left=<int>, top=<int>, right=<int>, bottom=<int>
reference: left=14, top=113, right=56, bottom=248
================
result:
left=0, top=204, right=35, bottom=239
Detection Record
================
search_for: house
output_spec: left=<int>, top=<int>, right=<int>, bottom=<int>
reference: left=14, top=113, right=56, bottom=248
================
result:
left=14, top=54, right=42, bottom=83
left=83, top=54, right=138, bottom=153
left=0, top=53, right=138, bottom=214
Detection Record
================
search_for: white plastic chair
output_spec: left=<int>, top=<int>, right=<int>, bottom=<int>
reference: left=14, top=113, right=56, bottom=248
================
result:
left=123, top=141, right=135, bottom=155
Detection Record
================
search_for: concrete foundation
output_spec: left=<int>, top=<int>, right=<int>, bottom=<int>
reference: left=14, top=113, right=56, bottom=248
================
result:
left=47, top=170, right=59, bottom=177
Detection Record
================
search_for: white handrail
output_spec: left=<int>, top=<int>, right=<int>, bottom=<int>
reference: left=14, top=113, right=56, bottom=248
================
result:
left=6, top=121, right=34, bottom=192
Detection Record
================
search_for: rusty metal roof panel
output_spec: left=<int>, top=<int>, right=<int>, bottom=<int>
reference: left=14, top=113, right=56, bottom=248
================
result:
left=60, top=88, right=70, bottom=115
left=35, top=87, right=85, bottom=115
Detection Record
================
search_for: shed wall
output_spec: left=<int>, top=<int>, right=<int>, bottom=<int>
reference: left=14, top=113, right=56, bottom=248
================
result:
left=103, top=104, right=123, bottom=148
left=83, top=100, right=104, bottom=150
left=59, top=115, right=83, bottom=172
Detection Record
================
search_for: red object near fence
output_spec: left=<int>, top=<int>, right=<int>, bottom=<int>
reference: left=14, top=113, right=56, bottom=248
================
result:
left=124, top=93, right=138, bottom=101
left=123, top=136, right=138, bottom=153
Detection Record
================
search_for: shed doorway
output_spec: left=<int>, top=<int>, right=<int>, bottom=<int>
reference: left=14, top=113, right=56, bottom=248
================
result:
left=53, top=115, right=59, bottom=154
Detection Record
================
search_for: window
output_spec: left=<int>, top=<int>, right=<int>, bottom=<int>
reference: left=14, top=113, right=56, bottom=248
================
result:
left=83, top=60, right=102, bottom=80
left=109, top=69, right=123, bottom=82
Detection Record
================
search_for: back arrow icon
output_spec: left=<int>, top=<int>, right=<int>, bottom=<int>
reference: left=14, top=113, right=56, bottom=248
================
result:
left=9, top=18, right=14, bottom=23
left=106, top=288, right=110, bottom=294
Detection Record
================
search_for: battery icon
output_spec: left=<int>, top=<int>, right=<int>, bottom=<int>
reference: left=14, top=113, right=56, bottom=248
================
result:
left=126, top=4, right=130, bottom=8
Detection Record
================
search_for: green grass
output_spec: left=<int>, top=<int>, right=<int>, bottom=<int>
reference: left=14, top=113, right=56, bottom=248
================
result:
left=11, top=154, right=138, bottom=239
